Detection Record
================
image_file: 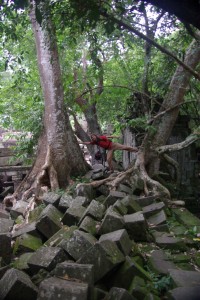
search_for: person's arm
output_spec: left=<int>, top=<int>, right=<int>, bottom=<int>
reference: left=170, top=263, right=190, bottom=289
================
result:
left=106, top=135, right=120, bottom=139
left=78, top=141, right=92, bottom=145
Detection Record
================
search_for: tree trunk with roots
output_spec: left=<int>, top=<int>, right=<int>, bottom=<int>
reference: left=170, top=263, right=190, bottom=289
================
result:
left=5, top=0, right=89, bottom=204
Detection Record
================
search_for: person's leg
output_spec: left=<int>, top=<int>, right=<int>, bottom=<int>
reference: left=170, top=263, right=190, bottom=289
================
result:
left=107, top=149, right=114, bottom=172
left=111, top=142, right=138, bottom=152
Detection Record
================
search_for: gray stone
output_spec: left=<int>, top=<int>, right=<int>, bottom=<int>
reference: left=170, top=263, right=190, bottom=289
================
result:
left=76, top=183, right=96, bottom=200
left=28, top=205, right=44, bottom=223
left=62, top=205, right=86, bottom=226
left=27, top=246, right=68, bottom=274
left=0, top=233, right=11, bottom=264
left=13, top=233, right=43, bottom=254
left=124, top=212, right=148, bottom=241
left=44, top=225, right=77, bottom=247
left=106, top=287, right=136, bottom=300
left=92, top=170, right=105, bottom=180
left=113, top=200, right=128, bottom=215
left=73, top=196, right=90, bottom=207
left=10, top=200, right=27, bottom=219
left=169, top=269, right=200, bottom=287
left=78, top=240, right=125, bottom=282
left=104, top=191, right=127, bottom=207
left=52, top=261, right=94, bottom=285
left=152, top=231, right=187, bottom=251
left=109, top=256, right=151, bottom=290
left=79, top=216, right=100, bottom=236
left=96, top=184, right=110, bottom=196
left=121, top=195, right=141, bottom=214
left=0, top=218, right=14, bottom=233
left=142, top=202, right=166, bottom=218
left=41, top=192, right=61, bottom=207
left=58, top=193, right=73, bottom=212
left=0, top=268, right=38, bottom=300
left=36, top=204, right=63, bottom=239
left=148, top=250, right=177, bottom=275
left=12, top=222, right=40, bottom=239
left=79, top=199, right=105, bottom=223
left=0, top=266, right=10, bottom=280
left=99, top=229, right=133, bottom=255
left=13, top=253, right=34, bottom=272
left=59, top=229, right=97, bottom=261
left=0, top=209, right=9, bottom=219
left=98, top=207, right=125, bottom=235
left=135, top=196, right=157, bottom=207
left=167, top=287, right=200, bottom=300
left=37, top=277, right=88, bottom=300
left=118, top=184, right=133, bottom=195
left=147, top=210, right=167, bottom=227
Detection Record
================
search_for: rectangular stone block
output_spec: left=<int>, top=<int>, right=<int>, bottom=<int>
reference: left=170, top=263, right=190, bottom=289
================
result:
left=44, top=225, right=77, bottom=247
left=98, top=207, right=125, bottom=235
left=0, top=233, right=11, bottom=264
left=62, top=205, right=86, bottom=226
left=142, top=202, right=166, bottom=218
left=79, top=200, right=105, bottom=224
left=124, top=212, right=148, bottom=241
left=0, top=218, right=14, bottom=233
left=41, top=192, right=61, bottom=207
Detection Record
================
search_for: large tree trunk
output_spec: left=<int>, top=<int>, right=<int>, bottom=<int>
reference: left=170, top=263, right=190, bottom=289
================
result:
left=9, top=0, right=89, bottom=201
left=143, top=38, right=200, bottom=176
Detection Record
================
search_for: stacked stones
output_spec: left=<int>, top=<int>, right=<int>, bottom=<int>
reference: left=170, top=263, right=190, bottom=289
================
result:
left=0, top=183, right=200, bottom=299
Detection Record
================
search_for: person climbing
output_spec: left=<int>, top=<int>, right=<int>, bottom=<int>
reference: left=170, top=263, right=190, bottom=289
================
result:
left=80, top=133, right=138, bottom=172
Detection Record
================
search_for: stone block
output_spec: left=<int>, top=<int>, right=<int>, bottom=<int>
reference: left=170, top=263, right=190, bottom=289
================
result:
left=0, top=218, right=14, bottom=233
left=62, top=205, right=86, bottom=226
left=152, top=231, right=187, bottom=251
left=124, top=212, right=148, bottom=241
left=106, top=287, right=136, bottom=300
left=36, top=204, right=63, bottom=239
left=167, top=287, right=200, bottom=300
left=76, top=183, right=96, bottom=200
left=148, top=250, right=177, bottom=275
left=58, top=193, right=73, bottom=212
left=142, top=202, right=166, bottom=218
left=10, top=200, right=27, bottom=219
left=113, top=200, right=128, bottom=216
left=28, top=205, right=44, bottom=223
left=118, top=184, right=134, bottom=195
left=0, top=209, right=9, bottom=219
left=27, top=246, right=68, bottom=274
left=44, top=225, right=77, bottom=247
left=147, top=210, right=167, bottom=227
left=99, top=229, right=133, bottom=255
left=104, top=191, right=127, bottom=207
left=79, top=199, right=105, bottom=223
left=13, top=233, right=43, bottom=254
left=96, top=184, right=110, bottom=196
left=12, top=222, right=40, bottom=239
left=37, top=277, right=88, bottom=300
left=169, top=269, right=200, bottom=287
left=79, top=216, right=100, bottom=236
left=0, top=233, right=11, bottom=264
left=41, top=192, right=61, bottom=207
left=109, top=256, right=151, bottom=290
left=59, top=229, right=97, bottom=261
left=52, top=261, right=94, bottom=285
left=78, top=240, right=125, bottom=282
left=13, top=253, right=34, bottom=272
left=73, top=196, right=90, bottom=207
left=121, top=195, right=141, bottom=214
left=98, top=207, right=125, bottom=235
left=135, top=196, right=157, bottom=207
left=0, top=268, right=38, bottom=300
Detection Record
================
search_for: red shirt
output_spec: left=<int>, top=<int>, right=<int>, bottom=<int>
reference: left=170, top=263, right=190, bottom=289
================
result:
left=91, top=135, right=112, bottom=150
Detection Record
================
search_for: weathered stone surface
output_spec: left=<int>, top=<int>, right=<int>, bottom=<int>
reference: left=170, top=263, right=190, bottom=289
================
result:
left=37, top=277, right=88, bottom=300
left=0, top=233, right=11, bottom=264
left=121, top=195, right=141, bottom=214
left=96, top=184, right=110, bottom=196
left=0, top=266, right=10, bottom=280
left=113, top=200, right=128, bottom=216
left=79, top=216, right=100, bottom=235
left=13, top=253, right=33, bottom=272
left=0, top=209, right=9, bottom=219
left=44, top=225, right=77, bottom=247
left=152, top=231, right=187, bottom=251
left=27, top=246, right=68, bottom=274
left=148, top=250, right=177, bottom=275
left=41, top=192, right=61, bottom=207
left=73, top=196, right=90, bottom=207
left=142, top=202, right=166, bottom=218
left=36, top=204, right=63, bottom=239
left=10, top=200, right=27, bottom=219
left=99, top=229, right=133, bottom=256
left=58, top=193, right=73, bottom=212
left=78, top=240, right=125, bottom=282
left=98, top=207, right=125, bottom=235
left=135, top=196, right=157, bottom=207
left=129, top=276, right=149, bottom=299
left=124, top=212, right=148, bottom=241
left=169, top=269, right=200, bottom=287
left=104, top=191, right=127, bottom=207
left=109, top=256, right=151, bottom=290
left=76, top=183, right=96, bottom=200
left=172, top=208, right=200, bottom=231
left=0, top=268, right=38, bottom=300
left=106, top=287, right=136, bottom=299
left=147, top=210, right=167, bottom=227
left=92, top=170, right=105, bottom=180
left=13, top=233, right=43, bottom=254
left=12, top=222, right=39, bottom=239
left=167, top=286, right=200, bottom=300
left=59, top=229, right=97, bottom=261
left=118, top=183, right=133, bottom=195
left=62, top=205, right=86, bottom=226
left=79, top=199, right=105, bottom=223
left=52, top=261, right=94, bottom=285
left=28, top=205, right=44, bottom=223
left=0, top=218, right=14, bottom=233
